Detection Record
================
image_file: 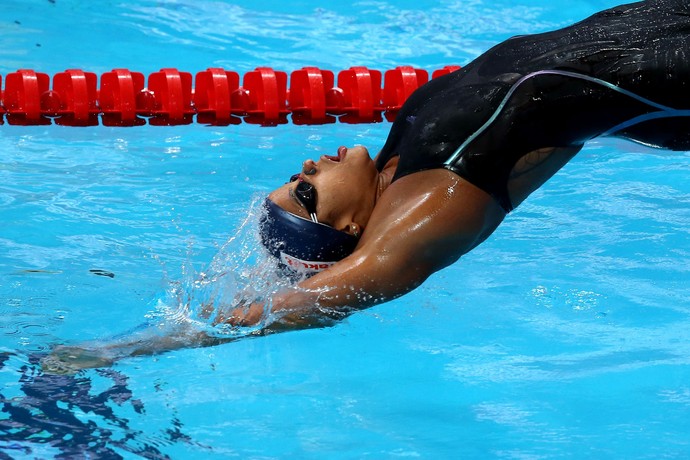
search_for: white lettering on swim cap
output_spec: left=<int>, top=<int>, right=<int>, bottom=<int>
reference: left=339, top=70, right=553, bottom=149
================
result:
left=280, top=252, right=335, bottom=274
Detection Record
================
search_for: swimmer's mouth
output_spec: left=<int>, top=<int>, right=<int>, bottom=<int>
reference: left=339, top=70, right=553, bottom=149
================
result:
left=322, top=146, right=346, bottom=162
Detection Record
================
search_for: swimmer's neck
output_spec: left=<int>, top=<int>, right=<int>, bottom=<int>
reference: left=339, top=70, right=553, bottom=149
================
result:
left=376, top=156, right=399, bottom=202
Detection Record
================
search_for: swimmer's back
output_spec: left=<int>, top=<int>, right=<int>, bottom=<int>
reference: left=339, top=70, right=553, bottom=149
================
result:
left=376, top=0, right=690, bottom=210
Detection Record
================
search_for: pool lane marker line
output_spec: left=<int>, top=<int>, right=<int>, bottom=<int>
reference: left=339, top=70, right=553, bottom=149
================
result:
left=0, top=66, right=460, bottom=127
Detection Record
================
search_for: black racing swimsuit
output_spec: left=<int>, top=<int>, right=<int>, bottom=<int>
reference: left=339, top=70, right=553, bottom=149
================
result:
left=375, top=0, right=690, bottom=212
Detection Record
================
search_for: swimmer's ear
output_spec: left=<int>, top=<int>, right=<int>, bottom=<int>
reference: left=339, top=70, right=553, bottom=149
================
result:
left=342, top=222, right=362, bottom=239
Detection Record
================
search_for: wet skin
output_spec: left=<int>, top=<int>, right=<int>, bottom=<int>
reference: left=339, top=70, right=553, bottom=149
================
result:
left=218, top=143, right=579, bottom=328
left=42, top=143, right=580, bottom=373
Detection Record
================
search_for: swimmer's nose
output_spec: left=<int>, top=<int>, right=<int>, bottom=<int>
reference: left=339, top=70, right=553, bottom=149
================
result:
left=302, top=159, right=317, bottom=175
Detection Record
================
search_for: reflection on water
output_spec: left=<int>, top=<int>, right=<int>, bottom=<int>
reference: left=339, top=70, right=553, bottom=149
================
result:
left=0, top=351, right=198, bottom=459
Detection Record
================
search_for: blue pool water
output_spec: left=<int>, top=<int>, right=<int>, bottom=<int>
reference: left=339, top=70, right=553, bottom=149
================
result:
left=2, top=0, right=690, bottom=458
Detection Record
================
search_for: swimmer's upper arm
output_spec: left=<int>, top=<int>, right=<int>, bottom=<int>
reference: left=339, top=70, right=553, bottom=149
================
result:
left=268, top=169, right=505, bottom=321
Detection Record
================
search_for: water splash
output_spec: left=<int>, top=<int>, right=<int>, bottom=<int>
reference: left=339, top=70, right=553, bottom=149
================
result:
left=36, top=195, right=299, bottom=375
left=146, top=194, right=294, bottom=338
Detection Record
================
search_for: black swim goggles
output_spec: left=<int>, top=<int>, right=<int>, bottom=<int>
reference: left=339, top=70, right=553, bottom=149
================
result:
left=289, top=173, right=318, bottom=223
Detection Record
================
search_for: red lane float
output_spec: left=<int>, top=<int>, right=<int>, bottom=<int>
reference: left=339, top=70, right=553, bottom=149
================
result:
left=99, top=69, right=147, bottom=127
left=383, top=66, right=429, bottom=122
left=147, top=68, right=195, bottom=125
left=52, top=69, right=100, bottom=126
left=0, top=65, right=461, bottom=126
left=194, top=68, right=241, bottom=126
left=243, top=67, right=289, bottom=126
left=335, top=66, right=383, bottom=124
left=4, top=70, right=51, bottom=125
left=289, top=67, right=335, bottom=125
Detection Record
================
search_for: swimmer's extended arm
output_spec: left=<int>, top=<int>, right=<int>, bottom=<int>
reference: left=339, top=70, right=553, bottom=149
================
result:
left=42, top=170, right=504, bottom=374
left=223, top=169, right=506, bottom=328
left=41, top=321, right=240, bottom=374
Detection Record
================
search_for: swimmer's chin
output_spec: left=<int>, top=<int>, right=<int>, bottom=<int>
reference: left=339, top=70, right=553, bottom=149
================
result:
left=40, top=345, right=115, bottom=375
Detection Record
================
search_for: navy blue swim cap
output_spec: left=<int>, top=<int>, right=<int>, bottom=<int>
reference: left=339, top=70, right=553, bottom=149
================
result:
left=259, top=198, right=358, bottom=274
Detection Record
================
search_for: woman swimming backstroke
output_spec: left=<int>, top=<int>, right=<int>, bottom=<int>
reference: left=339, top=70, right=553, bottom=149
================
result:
left=43, top=0, right=690, bottom=371
left=226, top=0, right=690, bottom=326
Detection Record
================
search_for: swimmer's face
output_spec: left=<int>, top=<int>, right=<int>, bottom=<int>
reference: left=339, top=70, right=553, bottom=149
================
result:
left=269, top=145, right=379, bottom=235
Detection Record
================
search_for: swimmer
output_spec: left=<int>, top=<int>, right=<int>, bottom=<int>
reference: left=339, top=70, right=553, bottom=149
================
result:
left=44, top=0, right=690, bottom=371
left=224, top=0, right=690, bottom=328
